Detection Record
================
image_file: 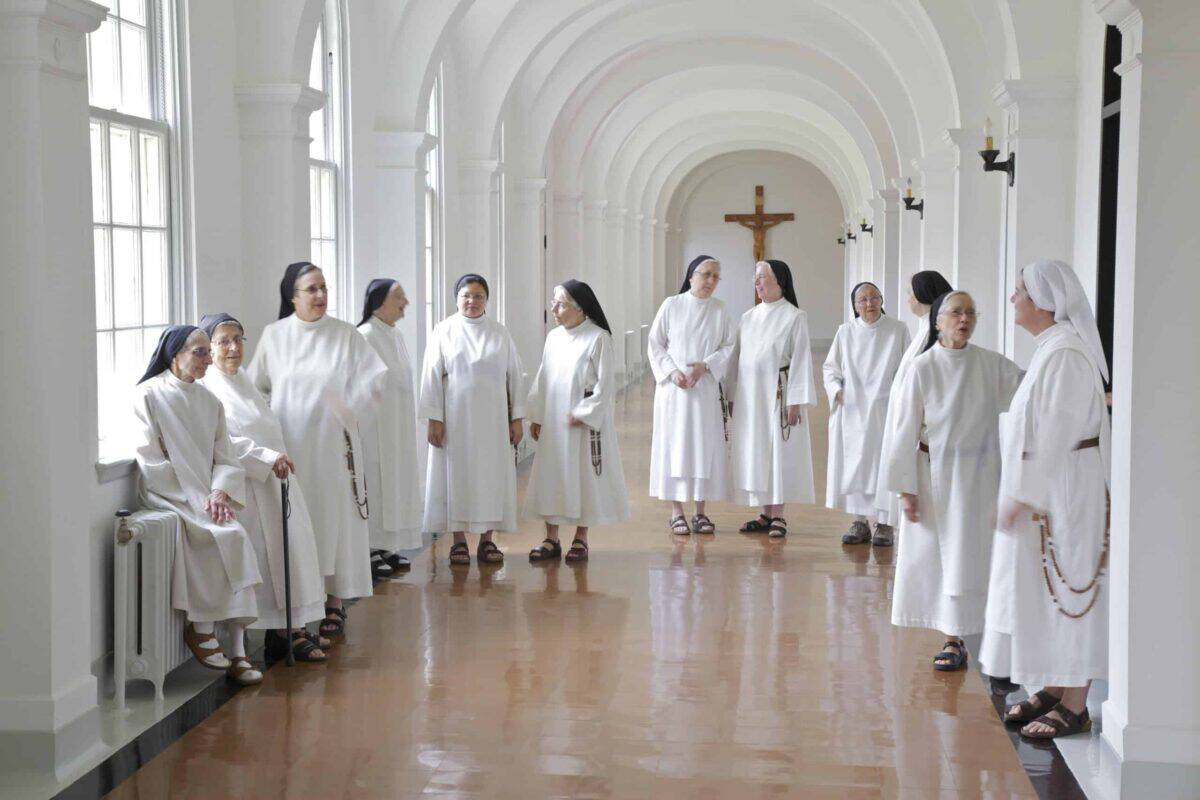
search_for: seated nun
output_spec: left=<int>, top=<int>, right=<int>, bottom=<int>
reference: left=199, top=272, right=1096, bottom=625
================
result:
left=647, top=256, right=736, bottom=535
left=726, top=260, right=818, bottom=538
left=981, top=261, right=1111, bottom=740
left=873, top=270, right=954, bottom=538
left=419, top=273, right=525, bottom=567
left=248, top=262, right=388, bottom=639
left=133, top=325, right=263, bottom=685
left=526, top=280, right=630, bottom=563
left=199, top=313, right=329, bottom=664
left=823, top=282, right=911, bottom=547
left=357, top=280, right=424, bottom=579
left=882, top=291, right=1022, bottom=672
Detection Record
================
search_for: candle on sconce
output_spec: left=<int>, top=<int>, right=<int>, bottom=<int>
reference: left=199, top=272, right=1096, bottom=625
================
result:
left=984, top=117, right=994, bottom=151
left=905, top=178, right=913, bottom=199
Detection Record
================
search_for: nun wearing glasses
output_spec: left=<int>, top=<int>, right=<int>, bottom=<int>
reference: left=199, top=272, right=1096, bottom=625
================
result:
left=526, top=280, right=629, bottom=564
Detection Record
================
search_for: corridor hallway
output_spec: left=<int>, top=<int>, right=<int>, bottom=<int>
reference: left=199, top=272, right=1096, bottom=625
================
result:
left=102, top=376, right=1044, bottom=799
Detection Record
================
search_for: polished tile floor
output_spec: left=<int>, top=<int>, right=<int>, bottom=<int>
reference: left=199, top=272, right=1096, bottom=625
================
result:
left=104, top=376, right=1038, bottom=799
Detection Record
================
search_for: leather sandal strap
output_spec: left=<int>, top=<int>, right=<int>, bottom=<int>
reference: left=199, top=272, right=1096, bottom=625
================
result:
left=569, top=539, right=588, bottom=551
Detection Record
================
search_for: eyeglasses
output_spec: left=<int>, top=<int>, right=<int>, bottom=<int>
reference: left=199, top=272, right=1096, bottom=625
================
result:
left=458, top=292, right=487, bottom=303
left=549, top=299, right=576, bottom=310
left=298, top=284, right=328, bottom=295
left=854, top=295, right=882, bottom=305
left=213, top=336, right=247, bottom=348
left=941, top=309, right=980, bottom=320
left=187, top=347, right=212, bottom=358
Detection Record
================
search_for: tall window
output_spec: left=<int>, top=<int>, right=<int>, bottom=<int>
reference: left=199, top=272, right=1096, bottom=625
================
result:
left=424, top=74, right=443, bottom=330
left=495, top=122, right=507, bottom=323
left=88, top=0, right=177, bottom=459
left=309, top=2, right=347, bottom=317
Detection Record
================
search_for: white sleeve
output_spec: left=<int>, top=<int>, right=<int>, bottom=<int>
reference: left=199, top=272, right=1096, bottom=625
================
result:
left=883, top=367, right=924, bottom=496
left=786, top=312, right=818, bottom=407
left=572, top=334, right=615, bottom=430
left=822, top=327, right=845, bottom=406
left=647, top=300, right=679, bottom=385
left=417, top=329, right=446, bottom=422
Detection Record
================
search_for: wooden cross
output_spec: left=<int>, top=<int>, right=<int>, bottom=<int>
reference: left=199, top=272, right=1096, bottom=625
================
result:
left=724, top=185, right=795, bottom=264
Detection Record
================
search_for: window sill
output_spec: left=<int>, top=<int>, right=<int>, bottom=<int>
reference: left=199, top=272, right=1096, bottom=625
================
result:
left=95, top=457, right=136, bottom=484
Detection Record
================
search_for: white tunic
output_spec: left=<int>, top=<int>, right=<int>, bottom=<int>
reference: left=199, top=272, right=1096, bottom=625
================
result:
left=358, top=316, right=424, bottom=552
left=134, top=373, right=259, bottom=623
left=823, top=315, right=911, bottom=517
left=980, top=325, right=1110, bottom=686
left=726, top=299, right=818, bottom=507
left=884, top=343, right=1022, bottom=635
left=419, top=313, right=525, bottom=534
left=647, top=293, right=736, bottom=502
left=200, top=368, right=325, bottom=630
left=874, top=315, right=930, bottom=525
left=525, top=319, right=630, bottom=527
left=248, top=314, right=387, bottom=600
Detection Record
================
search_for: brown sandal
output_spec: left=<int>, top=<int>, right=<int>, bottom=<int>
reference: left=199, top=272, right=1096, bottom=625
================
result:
left=321, top=606, right=347, bottom=638
left=448, top=541, right=471, bottom=565
left=1004, top=689, right=1062, bottom=724
left=1021, top=703, right=1092, bottom=739
left=739, top=514, right=772, bottom=533
left=184, top=623, right=230, bottom=671
left=529, top=538, right=562, bottom=561
left=692, top=514, right=716, bottom=534
left=565, top=539, right=589, bottom=563
left=226, top=657, right=263, bottom=686
left=670, top=515, right=691, bottom=535
left=477, top=540, right=504, bottom=564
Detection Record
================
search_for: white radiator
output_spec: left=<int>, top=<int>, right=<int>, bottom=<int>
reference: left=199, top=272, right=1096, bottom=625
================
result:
left=112, top=508, right=191, bottom=710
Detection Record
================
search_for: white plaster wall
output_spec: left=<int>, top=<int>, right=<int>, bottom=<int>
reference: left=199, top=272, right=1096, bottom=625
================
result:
left=676, top=152, right=845, bottom=341
left=1070, top=1, right=1107, bottom=307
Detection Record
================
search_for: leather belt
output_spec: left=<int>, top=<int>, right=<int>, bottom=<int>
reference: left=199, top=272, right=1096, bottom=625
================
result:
left=918, top=441, right=929, bottom=453
left=1023, top=436, right=1100, bottom=460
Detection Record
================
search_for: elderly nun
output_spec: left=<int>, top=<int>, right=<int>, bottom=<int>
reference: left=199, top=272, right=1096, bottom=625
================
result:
left=823, top=282, right=911, bottom=547
left=526, top=280, right=630, bottom=563
left=873, top=270, right=954, bottom=538
left=133, top=325, right=263, bottom=684
left=248, top=262, right=388, bottom=638
left=980, top=261, right=1111, bottom=740
left=419, top=273, right=525, bottom=567
left=726, top=260, right=818, bottom=538
left=199, top=313, right=328, bottom=663
left=647, top=255, right=736, bottom=535
left=882, top=291, right=1022, bottom=672
left=358, top=279, right=424, bottom=577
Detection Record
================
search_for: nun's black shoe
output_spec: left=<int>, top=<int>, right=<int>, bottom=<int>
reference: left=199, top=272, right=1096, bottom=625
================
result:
left=477, top=540, right=504, bottom=564
left=321, top=606, right=347, bottom=638
left=529, top=538, right=562, bottom=561
left=739, top=514, right=772, bottom=533
left=933, top=640, right=968, bottom=671
left=564, top=539, right=589, bottom=563
left=370, top=550, right=394, bottom=579
left=448, top=542, right=471, bottom=566
left=384, top=552, right=411, bottom=572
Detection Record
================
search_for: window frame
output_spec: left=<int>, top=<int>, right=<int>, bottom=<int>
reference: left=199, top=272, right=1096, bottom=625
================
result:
left=424, top=68, right=444, bottom=332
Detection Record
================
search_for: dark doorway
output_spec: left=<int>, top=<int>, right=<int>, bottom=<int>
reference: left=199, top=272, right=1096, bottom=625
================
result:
left=1095, top=24, right=1122, bottom=386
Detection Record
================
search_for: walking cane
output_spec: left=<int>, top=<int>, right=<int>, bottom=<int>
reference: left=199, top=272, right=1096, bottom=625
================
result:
left=281, top=477, right=295, bottom=666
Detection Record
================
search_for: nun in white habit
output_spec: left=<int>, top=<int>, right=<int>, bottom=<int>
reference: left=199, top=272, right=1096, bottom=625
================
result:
left=647, top=255, right=736, bottom=535
left=419, top=273, right=525, bottom=567
left=248, top=262, right=388, bottom=638
left=981, top=261, right=1110, bottom=741
left=873, top=271, right=955, bottom=536
left=199, top=314, right=329, bottom=663
left=358, top=279, right=424, bottom=577
left=824, top=281, right=911, bottom=547
left=526, top=280, right=630, bottom=563
left=727, top=260, right=818, bottom=538
left=134, top=325, right=263, bottom=685
left=883, top=291, right=1022, bottom=671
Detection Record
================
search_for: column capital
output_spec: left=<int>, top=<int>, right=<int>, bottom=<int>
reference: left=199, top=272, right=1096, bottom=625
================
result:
left=0, top=0, right=105, bottom=79
left=374, top=131, right=435, bottom=169
left=459, top=157, right=500, bottom=174
left=515, top=177, right=548, bottom=193
left=942, top=127, right=984, bottom=154
left=236, top=84, right=324, bottom=139
left=1093, top=0, right=1140, bottom=27
left=912, top=148, right=956, bottom=175
left=877, top=187, right=901, bottom=206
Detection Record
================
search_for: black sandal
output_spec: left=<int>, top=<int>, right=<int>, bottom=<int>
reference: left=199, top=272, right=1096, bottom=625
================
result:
left=529, top=538, right=562, bottom=561
left=739, top=514, right=772, bottom=533
left=767, top=518, right=788, bottom=538
left=670, top=515, right=691, bottom=535
left=477, top=540, right=504, bottom=564
left=933, top=640, right=968, bottom=671
left=370, top=550, right=394, bottom=579
left=321, top=606, right=347, bottom=638
left=692, top=514, right=716, bottom=534
left=1004, top=689, right=1062, bottom=724
left=265, top=630, right=327, bottom=663
left=1021, top=703, right=1092, bottom=739
left=448, top=542, right=471, bottom=566
left=384, top=552, right=411, bottom=572
left=565, top=539, right=589, bottom=563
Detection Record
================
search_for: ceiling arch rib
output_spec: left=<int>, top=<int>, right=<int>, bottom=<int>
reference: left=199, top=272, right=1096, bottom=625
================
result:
left=573, top=80, right=885, bottom=206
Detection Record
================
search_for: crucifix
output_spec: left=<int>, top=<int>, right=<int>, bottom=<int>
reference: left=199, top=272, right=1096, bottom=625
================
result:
left=724, top=185, right=794, bottom=302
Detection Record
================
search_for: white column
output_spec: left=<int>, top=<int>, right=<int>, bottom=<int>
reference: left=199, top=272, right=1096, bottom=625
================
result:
left=550, top=193, right=581, bottom=292
left=913, top=150, right=956, bottom=285
left=235, top=83, right=324, bottom=337
left=993, top=79, right=1077, bottom=364
left=457, top=158, right=500, bottom=298
left=840, top=236, right=854, bottom=324
left=581, top=198, right=607, bottom=285
left=876, top=188, right=902, bottom=315
left=653, top=221, right=668, bottom=309
left=866, top=201, right=885, bottom=290
left=509, top=177, right=547, bottom=368
left=0, top=0, right=107, bottom=775
left=944, top=127, right=1005, bottom=351
left=604, top=206, right=628, bottom=377
left=373, top=131, right=433, bottom=358
left=640, top=216, right=656, bottom=327
left=1100, top=3, right=1200, bottom=773
left=896, top=176, right=925, bottom=338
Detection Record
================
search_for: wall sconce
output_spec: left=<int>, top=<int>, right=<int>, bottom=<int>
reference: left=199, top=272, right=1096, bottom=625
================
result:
left=845, top=229, right=857, bottom=242
left=860, top=218, right=874, bottom=236
left=902, top=178, right=924, bottom=219
left=837, top=236, right=846, bottom=246
left=979, top=117, right=1015, bottom=187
